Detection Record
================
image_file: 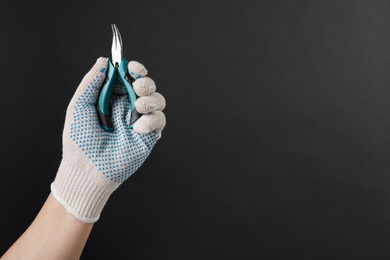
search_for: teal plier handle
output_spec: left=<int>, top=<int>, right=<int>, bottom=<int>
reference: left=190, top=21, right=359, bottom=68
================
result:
left=97, top=58, right=138, bottom=131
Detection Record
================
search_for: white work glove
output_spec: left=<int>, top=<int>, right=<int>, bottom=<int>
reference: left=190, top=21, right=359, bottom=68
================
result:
left=51, top=57, right=166, bottom=223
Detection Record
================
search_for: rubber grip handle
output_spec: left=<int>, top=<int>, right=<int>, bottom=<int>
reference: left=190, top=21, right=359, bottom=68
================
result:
left=97, top=60, right=117, bottom=131
left=118, top=58, right=139, bottom=125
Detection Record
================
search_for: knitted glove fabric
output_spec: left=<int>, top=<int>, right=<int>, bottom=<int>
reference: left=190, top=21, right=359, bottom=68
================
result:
left=51, top=57, right=166, bottom=223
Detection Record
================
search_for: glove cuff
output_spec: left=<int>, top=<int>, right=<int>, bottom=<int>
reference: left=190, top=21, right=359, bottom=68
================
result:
left=51, top=159, right=119, bottom=223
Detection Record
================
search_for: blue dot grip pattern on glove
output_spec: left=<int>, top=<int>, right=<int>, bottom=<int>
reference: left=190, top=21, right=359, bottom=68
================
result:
left=70, top=73, right=158, bottom=184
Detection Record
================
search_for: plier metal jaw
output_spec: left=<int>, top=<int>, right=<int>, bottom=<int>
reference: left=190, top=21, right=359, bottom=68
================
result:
left=97, top=24, right=138, bottom=131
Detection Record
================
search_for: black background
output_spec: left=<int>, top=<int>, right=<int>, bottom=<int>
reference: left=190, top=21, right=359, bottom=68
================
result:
left=1, top=0, right=390, bottom=259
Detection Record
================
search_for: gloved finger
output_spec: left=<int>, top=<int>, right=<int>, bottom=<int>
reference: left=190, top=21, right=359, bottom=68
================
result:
left=128, top=61, right=148, bottom=80
left=133, top=111, right=166, bottom=138
left=135, top=92, right=166, bottom=114
left=70, top=57, right=108, bottom=108
left=133, top=77, right=156, bottom=96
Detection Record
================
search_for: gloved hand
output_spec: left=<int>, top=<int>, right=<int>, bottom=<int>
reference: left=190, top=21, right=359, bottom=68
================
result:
left=51, top=57, right=166, bottom=223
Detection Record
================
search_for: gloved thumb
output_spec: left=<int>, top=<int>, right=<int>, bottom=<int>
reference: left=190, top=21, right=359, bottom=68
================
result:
left=69, top=57, right=108, bottom=110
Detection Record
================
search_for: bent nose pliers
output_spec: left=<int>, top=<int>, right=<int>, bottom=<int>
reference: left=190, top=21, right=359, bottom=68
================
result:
left=97, top=24, right=138, bottom=131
